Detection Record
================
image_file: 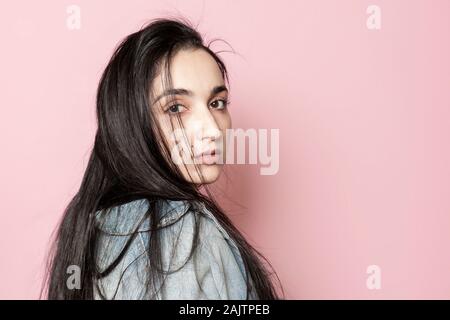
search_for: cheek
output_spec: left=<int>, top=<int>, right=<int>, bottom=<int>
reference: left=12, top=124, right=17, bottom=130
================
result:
left=158, top=117, right=177, bottom=146
left=176, top=118, right=197, bottom=146
left=154, top=114, right=188, bottom=159
left=217, top=112, right=232, bottom=131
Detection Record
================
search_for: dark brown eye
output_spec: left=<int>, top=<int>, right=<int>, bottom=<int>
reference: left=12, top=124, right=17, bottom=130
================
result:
left=166, top=104, right=187, bottom=114
left=210, top=99, right=229, bottom=110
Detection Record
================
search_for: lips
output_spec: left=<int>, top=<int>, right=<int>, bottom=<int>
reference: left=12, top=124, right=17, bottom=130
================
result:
left=194, top=149, right=217, bottom=159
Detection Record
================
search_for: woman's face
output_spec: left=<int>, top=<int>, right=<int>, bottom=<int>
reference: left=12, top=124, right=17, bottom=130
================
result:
left=151, top=48, right=232, bottom=185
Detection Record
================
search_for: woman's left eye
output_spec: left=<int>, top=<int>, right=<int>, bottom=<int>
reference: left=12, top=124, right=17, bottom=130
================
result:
left=210, top=99, right=229, bottom=110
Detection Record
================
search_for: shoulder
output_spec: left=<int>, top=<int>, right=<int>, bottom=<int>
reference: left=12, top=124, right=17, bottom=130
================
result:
left=93, top=198, right=192, bottom=277
left=94, top=198, right=236, bottom=245
left=156, top=202, right=254, bottom=299
left=94, top=198, right=191, bottom=234
left=93, top=198, right=240, bottom=265
left=93, top=198, right=255, bottom=299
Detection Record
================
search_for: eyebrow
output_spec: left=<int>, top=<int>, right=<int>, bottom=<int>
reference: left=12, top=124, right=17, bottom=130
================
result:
left=152, top=85, right=228, bottom=105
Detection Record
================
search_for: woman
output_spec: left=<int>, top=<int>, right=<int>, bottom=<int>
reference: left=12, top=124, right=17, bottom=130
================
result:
left=43, top=16, right=283, bottom=300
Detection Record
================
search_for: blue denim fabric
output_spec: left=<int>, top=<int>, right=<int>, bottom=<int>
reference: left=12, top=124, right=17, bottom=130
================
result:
left=93, top=199, right=258, bottom=300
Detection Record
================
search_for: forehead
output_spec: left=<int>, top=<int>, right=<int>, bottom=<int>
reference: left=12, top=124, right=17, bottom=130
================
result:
left=152, top=48, right=225, bottom=96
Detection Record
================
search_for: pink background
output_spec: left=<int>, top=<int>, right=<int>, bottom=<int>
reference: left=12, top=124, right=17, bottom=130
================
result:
left=1, top=0, right=450, bottom=299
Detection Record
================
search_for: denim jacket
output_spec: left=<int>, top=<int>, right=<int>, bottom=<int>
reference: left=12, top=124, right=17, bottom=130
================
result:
left=93, top=198, right=258, bottom=300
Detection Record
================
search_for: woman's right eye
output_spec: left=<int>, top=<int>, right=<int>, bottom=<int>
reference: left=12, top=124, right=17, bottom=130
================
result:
left=166, top=104, right=186, bottom=114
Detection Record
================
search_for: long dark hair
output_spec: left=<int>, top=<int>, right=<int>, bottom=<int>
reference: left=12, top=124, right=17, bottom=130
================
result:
left=42, top=16, right=284, bottom=300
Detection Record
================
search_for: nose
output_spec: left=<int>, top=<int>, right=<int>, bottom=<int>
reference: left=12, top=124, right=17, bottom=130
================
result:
left=196, top=106, right=222, bottom=142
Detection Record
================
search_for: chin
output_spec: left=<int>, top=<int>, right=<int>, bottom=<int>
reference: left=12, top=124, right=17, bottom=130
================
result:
left=187, top=163, right=223, bottom=185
